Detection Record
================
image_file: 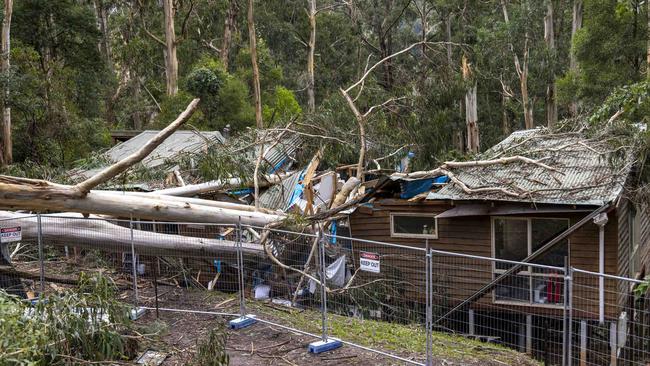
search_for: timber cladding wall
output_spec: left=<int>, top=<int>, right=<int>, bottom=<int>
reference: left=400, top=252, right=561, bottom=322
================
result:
left=348, top=199, right=621, bottom=320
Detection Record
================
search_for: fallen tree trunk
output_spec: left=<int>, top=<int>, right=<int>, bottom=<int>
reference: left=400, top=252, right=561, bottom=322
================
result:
left=0, top=211, right=265, bottom=258
left=153, top=173, right=286, bottom=197
left=0, top=188, right=283, bottom=226
left=100, top=190, right=284, bottom=216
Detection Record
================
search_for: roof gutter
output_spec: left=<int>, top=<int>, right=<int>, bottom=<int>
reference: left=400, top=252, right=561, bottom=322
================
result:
left=433, top=202, right=612, bottom=325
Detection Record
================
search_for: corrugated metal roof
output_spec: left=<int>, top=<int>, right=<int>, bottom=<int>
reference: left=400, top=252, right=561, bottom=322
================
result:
left=243, top=132, right=301, bottom=174
left=78, top=130, right=224, bottom=179
left=107, top=130, right=224, bottom=168
left=258, top=170, right=303, bottom=211
left=426, top=128, right=632, bottom=206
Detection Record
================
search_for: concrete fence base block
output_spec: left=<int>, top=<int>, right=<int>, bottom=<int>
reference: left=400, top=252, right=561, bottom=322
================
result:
left=308, top=339, right=343, bottom=354
left=229, top=315, right=257, bottom=330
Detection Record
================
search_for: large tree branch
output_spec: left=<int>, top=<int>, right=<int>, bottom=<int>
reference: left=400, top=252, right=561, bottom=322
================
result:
left=75, top=98, right=200, bottom=194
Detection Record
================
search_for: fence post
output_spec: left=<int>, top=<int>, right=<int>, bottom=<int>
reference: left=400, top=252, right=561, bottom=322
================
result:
left=129, top=219, right=138, bottom=308
left=319, top=230, right=328, bottom=343
left=562, top=257, right=571, bottom=366
left=426, top=246, right=433, bottom=366
left=37, top=213, right=44, bottom=294
left=568, top=266, right=574, bottom=365
left=308, top=228, right=342, bottom=353
left=228, top=216, right=257, bottom=330
left=237, top=217, right=246, bottom=317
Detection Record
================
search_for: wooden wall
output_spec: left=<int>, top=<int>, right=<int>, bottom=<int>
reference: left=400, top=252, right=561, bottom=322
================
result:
left=348, top=199, right=621, bottom=320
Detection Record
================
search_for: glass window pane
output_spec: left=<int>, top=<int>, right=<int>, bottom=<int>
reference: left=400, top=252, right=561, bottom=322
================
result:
left=392, top=215, right=436, bottom=236
left=531, top=219, right=568, bottom=271
left=532, top=276, right=564, bottom=305
left=494, top=273, right=530, bottom=302
left=494, top=218, right=528, bottom=270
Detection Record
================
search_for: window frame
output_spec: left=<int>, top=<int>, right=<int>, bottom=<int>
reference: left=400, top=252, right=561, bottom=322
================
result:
left=389, top=212, right=439, bottom=239
left=491, top=216, right=570, bottom=308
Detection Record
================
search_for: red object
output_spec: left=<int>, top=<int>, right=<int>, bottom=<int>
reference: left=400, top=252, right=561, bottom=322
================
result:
left=546, top=275, right=563, bottom=303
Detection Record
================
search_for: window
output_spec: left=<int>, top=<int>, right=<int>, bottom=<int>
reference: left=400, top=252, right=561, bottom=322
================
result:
left=390, top=213, right=438, bottom=239
left=630, top=204, right=642, bottom=277
left=492, top=217, right=569, bottom=306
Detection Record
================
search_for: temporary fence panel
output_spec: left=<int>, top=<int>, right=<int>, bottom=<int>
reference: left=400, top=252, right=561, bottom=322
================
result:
left=569, top=268, right=650, bottom=366
left=0, top=215, right=39, bottom=298
left=5, top=215, right=650, bottom=366
left=429, top=250, right=568, bottom=365
left=323, top=233, right=428, bottom=365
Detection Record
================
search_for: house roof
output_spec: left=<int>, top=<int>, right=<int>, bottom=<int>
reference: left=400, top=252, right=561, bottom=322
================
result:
left=425, top=128, right=634, bottom=206
left=77, top=130, right=224, bottom=179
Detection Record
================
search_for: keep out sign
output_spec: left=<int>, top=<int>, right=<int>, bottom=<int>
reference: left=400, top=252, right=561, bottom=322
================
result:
left=359, top=251, right=380, bottom=273
left=1, top=227, right=21, bottom=243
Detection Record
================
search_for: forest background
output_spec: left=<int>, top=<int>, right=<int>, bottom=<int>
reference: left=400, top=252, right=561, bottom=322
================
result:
left=0, top=0, right=648, bottom=177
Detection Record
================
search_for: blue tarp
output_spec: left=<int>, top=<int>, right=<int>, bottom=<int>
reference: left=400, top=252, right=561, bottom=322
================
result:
left=399, top=176, right=449, bottom=199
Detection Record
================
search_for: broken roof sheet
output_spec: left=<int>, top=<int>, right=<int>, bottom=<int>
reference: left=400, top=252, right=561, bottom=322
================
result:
left=106, top=130, right=224, bottom=167
left=77, top=130, right=224, bottom=179
left=426, top=128, right=633, bottom=206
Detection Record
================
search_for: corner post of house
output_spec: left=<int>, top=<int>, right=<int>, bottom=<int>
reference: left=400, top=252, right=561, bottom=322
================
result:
left=594, top=213, right=608, bottom=325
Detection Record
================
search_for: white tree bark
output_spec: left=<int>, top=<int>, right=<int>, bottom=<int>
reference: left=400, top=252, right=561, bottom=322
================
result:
left=544, top=0, right=557, bottom=128
left=163, top=0, right=178, bottom=96
left=0, top=211, right=265, bottom=258
left=221, top=0, right=239, bottom=69
left=569, top=0, right=582, bottom=116
left=307, top=0, right=316, bottom=113
left=0, top=187, right=282, bottom=226
left=462, top=55, right=479, bottom=153
left=501, top=0, right=533, bottom=129
left=1, top=0, right=12, bottom=166
left=247, top=0, right=263, bottom=128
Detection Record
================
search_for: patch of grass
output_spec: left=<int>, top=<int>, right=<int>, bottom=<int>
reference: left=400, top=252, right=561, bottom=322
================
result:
left=247, top=301, right=541, bottom=365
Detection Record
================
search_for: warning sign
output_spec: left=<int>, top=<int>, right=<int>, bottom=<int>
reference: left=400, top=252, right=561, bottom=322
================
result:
left=359, top=251, right=380, bottom=273
left=1, top=227, right=21, bottom=243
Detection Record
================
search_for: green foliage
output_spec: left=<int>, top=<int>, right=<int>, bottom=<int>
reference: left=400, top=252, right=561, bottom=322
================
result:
left=559, top=0, right=647, bottom=109
left=0, top=272, right=136, bottom=364
left=262, top=86, right=302, bottom=123
left=192, top=325, right=229, bottom=366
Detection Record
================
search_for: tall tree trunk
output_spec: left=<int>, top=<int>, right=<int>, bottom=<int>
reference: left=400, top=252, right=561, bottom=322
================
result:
left=502, top=92, right=510, bottom=135
left=221, top=0, right=239, bottom=69
left=569, top=0, right=582, bottom=116
left=1, top=0, right=12, bottom=166
left=94, top=0, right=113, bottom=73
left=544, top=0, right=557, bottom=128
left=163, top=0, right=178, bottom=96
left=247, top=0, right=262, bottom=128
left=306, top=0, right=316, bottom=113
left=462, top=55, right=479, bottom=154
left=501, top=0, right=533, bottom=129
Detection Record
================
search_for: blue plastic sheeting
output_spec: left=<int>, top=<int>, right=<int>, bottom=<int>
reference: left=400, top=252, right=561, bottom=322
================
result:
left=269, top=157, right=288, bottom=174
left=330, top=221, right=337, bottom=244
left=228, top=188, right=254, bottom=196
left=399, top=175, right=449, bottom=199
left=286, top=170, right=306, bottom=208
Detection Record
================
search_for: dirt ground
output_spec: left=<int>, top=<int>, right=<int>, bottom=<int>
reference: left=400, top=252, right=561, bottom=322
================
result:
left=11, top=256, right=540, bottom=366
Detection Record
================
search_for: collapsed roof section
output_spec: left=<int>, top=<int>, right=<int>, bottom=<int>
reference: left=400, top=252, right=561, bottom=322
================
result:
left=382, top=128, right=634, bottom=206
left=71, top=129, right=302, bottom=192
